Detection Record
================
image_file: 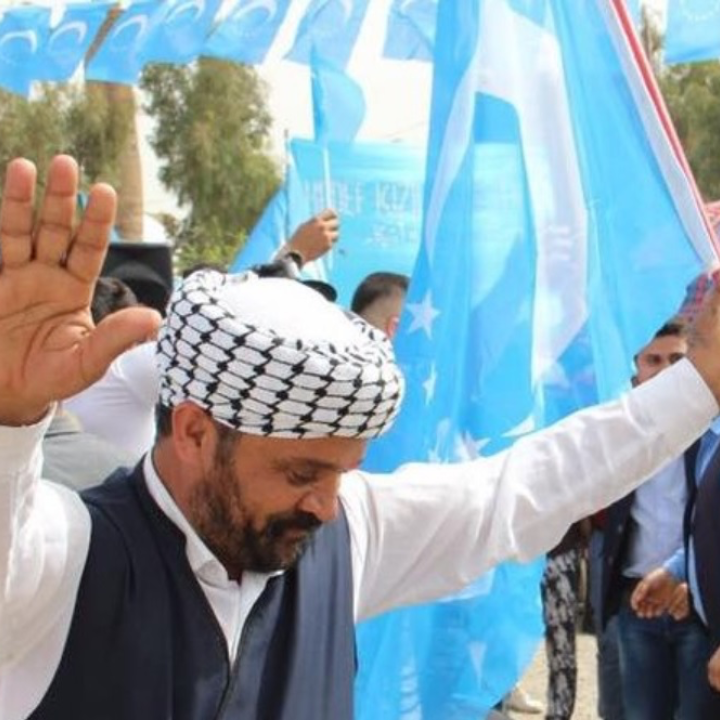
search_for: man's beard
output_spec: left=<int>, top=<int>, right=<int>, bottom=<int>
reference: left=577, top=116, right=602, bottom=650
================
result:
left=188, top=440, right=322, bottom=579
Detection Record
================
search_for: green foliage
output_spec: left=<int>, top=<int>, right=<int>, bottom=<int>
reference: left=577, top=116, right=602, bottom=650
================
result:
left=141, top=59, right=281, bottom=272
left=637, top=10, right=720, bottom=200
left=65, top=83, right=135, bottom=186
left=0, top=86, right=70, bottom=187
left=658, top=62, right=720, bottom=201
left=159, top=212, right=247, bottom=271
left=0, top=84, right=132, bottom=194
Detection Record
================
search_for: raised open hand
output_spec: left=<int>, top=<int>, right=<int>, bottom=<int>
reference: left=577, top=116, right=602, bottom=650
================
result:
left=0, top=155, right=161, bottom=426
left=285, top=208, right=340, bottom=264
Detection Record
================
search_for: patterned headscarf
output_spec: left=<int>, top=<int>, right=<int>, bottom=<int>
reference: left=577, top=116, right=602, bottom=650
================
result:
left=156, top=270, right=404, bottom=439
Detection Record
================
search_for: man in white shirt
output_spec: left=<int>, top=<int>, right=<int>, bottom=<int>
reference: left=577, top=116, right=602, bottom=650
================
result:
left=2, top=156, right=720, bottom=720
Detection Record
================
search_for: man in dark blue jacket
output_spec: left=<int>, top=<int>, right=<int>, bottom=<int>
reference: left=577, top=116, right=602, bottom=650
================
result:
left=602, top=319, right=720, bottom=719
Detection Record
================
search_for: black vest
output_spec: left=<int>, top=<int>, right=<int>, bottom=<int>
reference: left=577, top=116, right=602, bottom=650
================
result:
left=29, top=464, right=356, bottom=720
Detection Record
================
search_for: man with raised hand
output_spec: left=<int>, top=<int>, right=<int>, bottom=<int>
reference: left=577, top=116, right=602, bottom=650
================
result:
left=1, top=155, right=720, bottom=720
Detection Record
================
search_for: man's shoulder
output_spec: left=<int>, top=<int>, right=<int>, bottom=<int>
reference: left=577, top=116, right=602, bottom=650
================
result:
left=81, top=465, right=138, bottom=504
left=80, top=466, right=151, bottom=543
left=78, top=467, right=172, bottom=585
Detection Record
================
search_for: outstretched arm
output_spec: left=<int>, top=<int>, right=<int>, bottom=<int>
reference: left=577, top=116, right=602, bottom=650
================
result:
left=345, top=285, right=720, bottom=619
left=0, top=155, right=160, bottom=426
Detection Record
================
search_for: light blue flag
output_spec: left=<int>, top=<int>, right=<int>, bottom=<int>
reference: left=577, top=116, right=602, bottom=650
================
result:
left=0, top=6, right=51, bottom=96
left=230, top=151, right=311, bottom=271
left=33, top=2, right=112, bottom=83
left=665, top=0, right=720, bottom=64
left=229, top=188, right=291, bottom=270
left=355, top=0, right=712, bottom=718
left=202, top=0, right=291, bottom=64
left=311, top=50, right=366, bottom=142
left=141, top=0, right=223, bottom=65
left=85, top=0, right=169, bottom=84
left=231, top=139, right=425, bottom=306
left=285, top=0, right=371, bottom=68
left=383, top=0, right=437, bottom=61
left=625, top=0, right=642, bottom=28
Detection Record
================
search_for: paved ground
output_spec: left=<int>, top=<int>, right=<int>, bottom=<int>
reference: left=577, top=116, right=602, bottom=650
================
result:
left=509, top=632, right=599, bottom=720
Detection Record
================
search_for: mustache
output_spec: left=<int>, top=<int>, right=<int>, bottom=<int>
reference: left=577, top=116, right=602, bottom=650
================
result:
left=266, top=511, right=322, bottom=539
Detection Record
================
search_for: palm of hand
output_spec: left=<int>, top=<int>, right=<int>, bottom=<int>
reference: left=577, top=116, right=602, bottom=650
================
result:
left=0, top=262, right=97, bottom=419
left=0, top=155, right=161, bottom=425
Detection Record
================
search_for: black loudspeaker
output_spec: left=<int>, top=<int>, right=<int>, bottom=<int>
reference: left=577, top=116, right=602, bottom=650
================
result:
left=101, top=242, right=174, bottom=315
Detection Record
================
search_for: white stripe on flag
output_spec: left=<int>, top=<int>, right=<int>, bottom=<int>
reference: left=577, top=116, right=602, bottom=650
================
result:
left=476, top=0, right=588, bottom=385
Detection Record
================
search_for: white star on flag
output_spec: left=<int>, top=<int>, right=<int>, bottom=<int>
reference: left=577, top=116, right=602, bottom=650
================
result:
left=422, top=364, right=437, bottom=404
left=406, top=291, right=440, bottom=339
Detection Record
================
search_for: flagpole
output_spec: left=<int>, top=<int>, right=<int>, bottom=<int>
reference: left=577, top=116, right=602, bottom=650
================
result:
left=283, top=128, right=292, bottom=245
left=610, top=0, right=720, bottom=265
left=321, top=143, right=334, bottom=271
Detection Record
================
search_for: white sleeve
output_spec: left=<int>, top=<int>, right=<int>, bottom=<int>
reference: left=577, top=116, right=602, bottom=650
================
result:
left=117, top=342, right=160, bottom=408
left=0, top=414, right=91, bottom=720
left=342, top=358, right=718, bottom=621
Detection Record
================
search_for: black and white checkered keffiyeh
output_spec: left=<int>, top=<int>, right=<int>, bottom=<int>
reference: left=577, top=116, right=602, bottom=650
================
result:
left=156, top=270, right=404, bottom=439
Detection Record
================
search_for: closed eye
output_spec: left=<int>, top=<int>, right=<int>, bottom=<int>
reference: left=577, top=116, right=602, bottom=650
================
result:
left=287, top=471, right=320, bottom=487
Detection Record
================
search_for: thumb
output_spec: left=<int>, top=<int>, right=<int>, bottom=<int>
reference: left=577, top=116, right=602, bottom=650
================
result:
left=81, top=307, right=162, bottom=386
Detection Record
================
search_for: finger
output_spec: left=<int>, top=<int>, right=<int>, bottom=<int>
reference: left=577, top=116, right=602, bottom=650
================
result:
left=65, top=182, right=116, bottom=283
left=668, top=596, right=685, bottom=619
left=670, top=604, right=689, bottom=621
left=79, top=307, right=161, bottom=387
left=668, top=595, right=683, bottom=613
left=35, top=155, right=79, bottom=266
left=318, top=208, right=337, bottom=220
left=630, top=583, right=648, bottom=612
left=0, top=158, right=37, bottom=269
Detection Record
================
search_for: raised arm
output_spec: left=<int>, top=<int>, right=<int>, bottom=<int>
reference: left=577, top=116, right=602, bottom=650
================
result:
left=0, top=157, right=161, bottom=705
left=345, top=286, right=720, bottom=620
left=0, top=155, right=160, bottom=425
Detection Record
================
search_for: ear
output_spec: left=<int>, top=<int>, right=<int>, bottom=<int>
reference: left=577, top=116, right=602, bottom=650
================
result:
left=170, top=403, right=216, bottom=468
left=386, top=314, right=400, bottom=340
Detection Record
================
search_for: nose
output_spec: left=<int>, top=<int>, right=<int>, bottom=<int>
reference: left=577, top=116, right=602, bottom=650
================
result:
left=297, top=484, right=340, bottom=525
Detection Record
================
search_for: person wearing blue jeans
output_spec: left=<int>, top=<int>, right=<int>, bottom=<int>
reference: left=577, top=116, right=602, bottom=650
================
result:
left=631, top=417, right=720, bottom=705
left=617, top=604, right=714, bottom=718
left=601, top=319, right=720, bottom=720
